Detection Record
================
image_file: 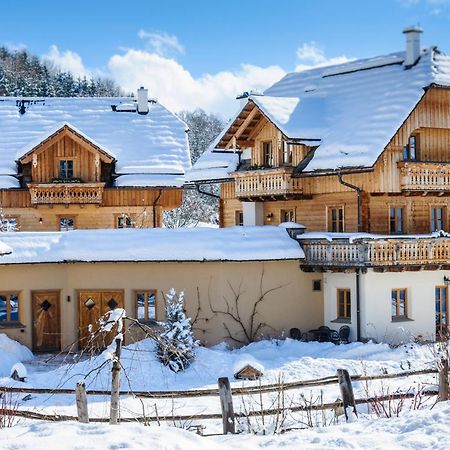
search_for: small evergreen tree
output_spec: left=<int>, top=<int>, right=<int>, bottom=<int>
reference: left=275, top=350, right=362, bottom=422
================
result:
left=156, top=289, right=199, bottom=372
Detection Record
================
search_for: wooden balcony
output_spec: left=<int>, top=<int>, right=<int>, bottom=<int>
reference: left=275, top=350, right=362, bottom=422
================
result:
left=399, top=162, right=450, bottom=193
left=233, top=168, right=302, bottom=199
left=28, top=183, right=105, bottom=205
left=300, top=237, right=450, bottom=269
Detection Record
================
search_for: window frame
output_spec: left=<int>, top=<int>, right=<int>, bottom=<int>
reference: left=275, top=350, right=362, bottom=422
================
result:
left=327, top=206, right=345, bottom=232
left=430, top=206, right=446, bottom=232
left=134, top=289, right=157, bottom=323
left=282, top=141, right=293, bottom=165
left=262, top=141, right=274, bottom=167
left=59, top=159, right=74, bottom=179
left=389, top=206, right=405, bottom=234
left=235, top=210, right=244, bottom=226
left=58, top=216, right=76, bottom=231
left=280, top=209, right=295, bottom=223
left=391, top=288, right=408, bottom=321
left=0, top=291, right=22, bottom=326
left=116, top=214, right=135, bottom=229
left=336, top=288, right=351, bottom=320
left=403, top=134, right=419, bottom=161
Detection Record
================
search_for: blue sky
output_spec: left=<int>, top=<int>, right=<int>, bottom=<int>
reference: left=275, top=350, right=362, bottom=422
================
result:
left=2, top=0, right=450, bottom=115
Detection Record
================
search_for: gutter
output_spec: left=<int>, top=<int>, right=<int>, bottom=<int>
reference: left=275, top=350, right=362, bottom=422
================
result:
left=337, top=172, right=363, bottom=232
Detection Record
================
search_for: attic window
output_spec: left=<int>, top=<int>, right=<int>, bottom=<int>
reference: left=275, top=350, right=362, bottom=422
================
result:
left=403, top=135, right=418, bottom=160
left=60, top=160, right=74, bottom=179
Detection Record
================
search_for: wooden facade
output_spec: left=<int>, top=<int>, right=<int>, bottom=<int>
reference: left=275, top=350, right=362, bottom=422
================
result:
left=219, top=87, right=450, bottom=234
left=0, top=125, right=182, bottom=231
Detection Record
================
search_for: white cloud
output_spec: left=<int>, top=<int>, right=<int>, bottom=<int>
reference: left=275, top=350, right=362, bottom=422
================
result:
left=108, top=49, right=285, bottom=117
left=295, top=41, right=353, bottom=72
left=43, top=45, right=91, bottom=78
left=137, top=30, right=185, bottom=56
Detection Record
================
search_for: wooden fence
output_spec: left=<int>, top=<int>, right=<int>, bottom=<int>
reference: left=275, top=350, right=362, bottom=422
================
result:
left=1, top=363, right=448, bottom=434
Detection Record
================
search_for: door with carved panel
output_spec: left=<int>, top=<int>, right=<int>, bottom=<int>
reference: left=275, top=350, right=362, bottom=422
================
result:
left=32, top=291, right=61, bottom=352
left=78, top=290, right=124, bottom=350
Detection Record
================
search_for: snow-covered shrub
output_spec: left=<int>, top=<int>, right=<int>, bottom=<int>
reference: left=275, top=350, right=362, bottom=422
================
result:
left=156, top=289, right=199, bottom=372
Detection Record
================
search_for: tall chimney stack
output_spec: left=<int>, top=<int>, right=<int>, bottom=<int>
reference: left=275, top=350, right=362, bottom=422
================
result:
left=137, top=86, right=149, bottom=114
left=403, top=26, right=423, bottom=68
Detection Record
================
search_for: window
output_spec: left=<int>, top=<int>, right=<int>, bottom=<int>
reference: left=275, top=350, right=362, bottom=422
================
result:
left=0, top=216, right=18, bottom=232
left=389, top=207, right=405, bottom=234
left=59, top=159, right=74, bottom=179
left=117, top=215, right=135, bottom=229
left=435, top=286, right=448, bottom=337
left=328, top=207, right=344, bottom=232
left=337, top=289, right=351, bottom=320
left=135, top=290, right=156, bottom=322
left=313, top=280, right=322, bottom=292
left=391, top=288, right=408, bottom=320
left=402, top=135, right=418, bottom=160
left=0, top=292, right=20, bottom=323
left=60, top=217, right=75, bottom=231
left=282, top=142, right=293, bottom=165
left=431, top=207, right=445, bottom=232
left=262, top=141, right=273, bottom=167
left=235, top=211, right=244, bottom=226
left=280, top=209, right=295, bottom=223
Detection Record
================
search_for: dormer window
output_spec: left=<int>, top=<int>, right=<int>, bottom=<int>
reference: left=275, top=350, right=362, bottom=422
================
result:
left=59, top=160, right=74, bottom=179
left=403, top=135, right=418, bottom=160
left=263, top=141, right=273, bottom=167
left=282, top=142, right=293, bottom=165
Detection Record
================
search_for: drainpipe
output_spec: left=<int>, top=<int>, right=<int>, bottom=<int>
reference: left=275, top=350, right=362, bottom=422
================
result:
left=196, top=184, right=220, bottom=199
left=355, top=269, right=361, bottom=342
left=152, top=189, right=163, bottom=228
left=337, top=172, right=362, bottom=232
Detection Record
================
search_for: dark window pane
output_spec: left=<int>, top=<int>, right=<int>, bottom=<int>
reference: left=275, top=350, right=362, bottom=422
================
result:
left=0, top=294, right=7, bottom=321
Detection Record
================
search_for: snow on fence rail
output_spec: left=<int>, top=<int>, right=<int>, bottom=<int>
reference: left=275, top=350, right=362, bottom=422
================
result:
left=0, top=367, right=438, bottom=398
left=1, top=364, right=447, bottom=433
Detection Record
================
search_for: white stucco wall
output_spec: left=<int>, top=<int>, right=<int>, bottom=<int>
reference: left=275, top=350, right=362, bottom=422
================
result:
left=324, top=269, right=450, bottom=345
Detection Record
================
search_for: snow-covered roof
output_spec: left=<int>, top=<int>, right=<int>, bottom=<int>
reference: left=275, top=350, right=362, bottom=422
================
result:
left=264, top=48, right=450, bottom=171
left=0, top=226, right=304, bottom=264
left=192, top=47, right=450, bottom=178
left=0, top=240, right=12, bottom=255
left=186, top=150, right=240, bottom=182
left=0, top=97, right=191, bottom=187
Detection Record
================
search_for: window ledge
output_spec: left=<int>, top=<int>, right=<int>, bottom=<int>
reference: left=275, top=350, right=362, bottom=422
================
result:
left=391, top=317, right=414, bottom=323
left=0, top=322, right=26, bottom=329
left=136, top=320, right=160, bottom=327
left=331, top=318, right=351, bottom=324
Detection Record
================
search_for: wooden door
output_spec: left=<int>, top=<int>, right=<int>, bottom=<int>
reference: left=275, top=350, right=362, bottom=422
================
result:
left=32, top=291, right=61, bottom=352
left=435, top=286, right=448, bottom=338
left=78, top=290, right=124, bottom=350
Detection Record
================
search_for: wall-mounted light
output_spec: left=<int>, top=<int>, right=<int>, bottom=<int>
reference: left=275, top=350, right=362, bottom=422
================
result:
left=67, top=295, right=71, bottom=303
left=39, top=218, right=43, bottom=224
left=266, top=213, right=273, bottom=222
left=444, top=276, right=450, bottom=286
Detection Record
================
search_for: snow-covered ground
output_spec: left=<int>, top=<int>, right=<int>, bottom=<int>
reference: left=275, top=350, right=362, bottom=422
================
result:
left=0, top=335, right=447, bottom=449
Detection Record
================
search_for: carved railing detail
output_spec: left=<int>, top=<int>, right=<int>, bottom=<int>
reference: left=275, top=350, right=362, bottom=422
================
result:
left=399, top=162, right=450, bottom=192
left=28, top=183, right=105, bottom=205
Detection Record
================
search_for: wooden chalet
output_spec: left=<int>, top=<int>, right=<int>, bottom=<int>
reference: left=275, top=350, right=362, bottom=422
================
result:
left=189, top=27, right=450, bottom=237
left=0, top=88, right=190, bottom=231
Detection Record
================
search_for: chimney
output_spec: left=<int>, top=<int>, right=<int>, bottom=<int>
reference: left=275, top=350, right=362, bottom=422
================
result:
left=403, top=26, right=423, bottom=68
left=137, top=86, right=149, bottom=114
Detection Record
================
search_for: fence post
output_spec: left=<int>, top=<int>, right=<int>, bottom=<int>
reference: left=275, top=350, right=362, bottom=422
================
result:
left=75, top=381, right=89, bottom=424
left=218, top=377, right=235, bottom=434
left=337, top=369, right=357, bottom=421
left=109, top=337, right=122, bottom=425
left=438, top=357, right=449, bottom=402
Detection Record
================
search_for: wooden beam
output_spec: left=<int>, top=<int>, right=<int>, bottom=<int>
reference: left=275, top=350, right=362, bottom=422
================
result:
left=225, top=107, right=259, bottom=149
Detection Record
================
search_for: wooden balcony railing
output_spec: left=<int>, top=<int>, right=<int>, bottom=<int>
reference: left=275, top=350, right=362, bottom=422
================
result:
left=300, top=237, right=450, bottom=267
left=28, top=183, right=105, bottom=205
left=399, top=162, right=450, bottom=192
left=233, top=169, right=302, bottom=198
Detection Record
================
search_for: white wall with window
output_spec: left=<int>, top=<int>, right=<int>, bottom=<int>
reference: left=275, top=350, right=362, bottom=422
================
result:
left=323, top=269, right=450, bottom=345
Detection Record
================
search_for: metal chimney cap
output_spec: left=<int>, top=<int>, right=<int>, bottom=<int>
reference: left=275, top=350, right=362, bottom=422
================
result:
left=403, top=25, right=423, bottom=34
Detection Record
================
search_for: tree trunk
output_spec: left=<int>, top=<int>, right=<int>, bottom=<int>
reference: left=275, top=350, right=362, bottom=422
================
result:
left=76, top=381, right=89, bottom=423
left=218, top=377, right=235, bottom=434
left=337, top=368, right=357, bottom=421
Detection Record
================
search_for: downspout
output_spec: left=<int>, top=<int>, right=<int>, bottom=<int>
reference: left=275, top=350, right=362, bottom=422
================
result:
left=152, top=189, right=163, bottom=228
left=356, top=269, right=361, bottom=342
left=337, top=172, right=362, bottom=232
left=196, top=184, right=220, bottom=199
